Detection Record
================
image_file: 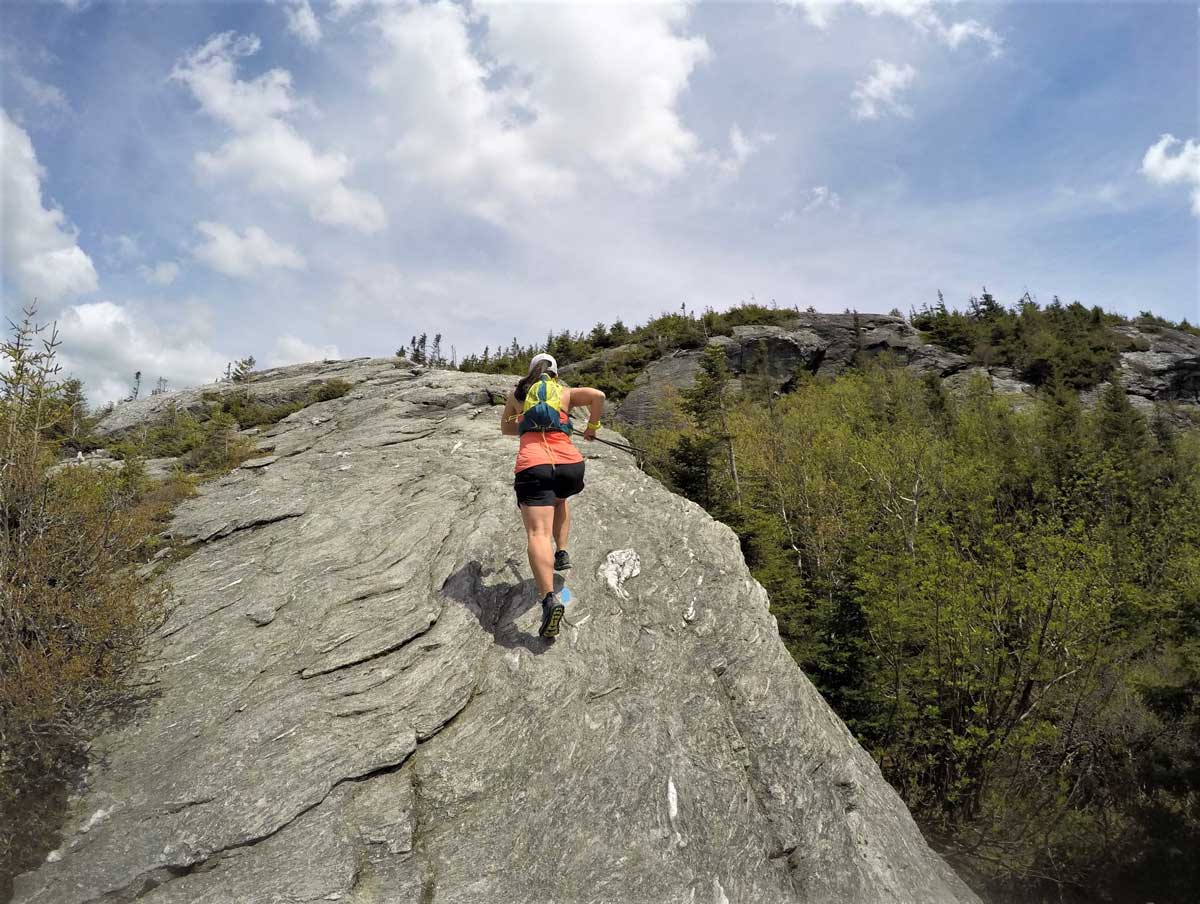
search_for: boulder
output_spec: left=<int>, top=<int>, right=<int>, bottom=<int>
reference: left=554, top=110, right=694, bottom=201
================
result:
left=13, top=365, right=979, bottom=904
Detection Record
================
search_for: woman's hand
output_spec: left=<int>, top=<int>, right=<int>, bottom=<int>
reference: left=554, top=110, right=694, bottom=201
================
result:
left=568, top=387, right=605, bottom=441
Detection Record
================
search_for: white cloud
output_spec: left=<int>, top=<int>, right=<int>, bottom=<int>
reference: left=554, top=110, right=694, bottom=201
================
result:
left=478, top=1, right=711, bottom=183
left=1141, top=133, right=1200, bottom=216
left=803, top=185, right=842, bottom=211
left=266, top=334, right=340, bottom=368
left=852, top=60, right=917, bottom=120
left=784, top=0, right=839, bottom=29
left=1052, top=181, right=1124, bottom=210
left=937, top=19, right=1003, bottom=56
left=279, top=0, right=321, bottom=46
left=171, top=33, right=295, bottom=132
left=172, top=32, right=385, bottom=232
left=192, top=222, right=306, bottom=278
left=14, top=71, right=71, bottom=113
left=785, top=0, right=1002, bottom=55
left=329, top=0, right=367, bottom=20
left=720, top=124, right=775, bottom=177
left=368, top=0, right=710, bottom=217
left=781, top=185, right=842, bottom=221
left=138, top=261, right=180, bottom=286
left=369, top=1, right=572, bottom=220
left=111, top=234, right=142, bottom=261
left=56, top=301, right=229, bottom=406
left=1, top=108, right=98, bottom=304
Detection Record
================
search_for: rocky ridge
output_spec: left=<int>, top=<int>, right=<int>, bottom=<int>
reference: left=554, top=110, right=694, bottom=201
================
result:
left=592, top=313, right=1200, bottom=426
left=14, top=361, right=980, bottom=904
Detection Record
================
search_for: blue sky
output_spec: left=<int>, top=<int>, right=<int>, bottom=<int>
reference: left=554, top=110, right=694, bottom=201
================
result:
left=1, top=0, right=1197, bottom=404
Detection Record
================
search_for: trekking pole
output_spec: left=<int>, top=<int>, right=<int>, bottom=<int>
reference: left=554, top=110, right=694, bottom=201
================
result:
left=589, top=434, right=647, bottom=456
left=569, top=420, right=647, bottom=456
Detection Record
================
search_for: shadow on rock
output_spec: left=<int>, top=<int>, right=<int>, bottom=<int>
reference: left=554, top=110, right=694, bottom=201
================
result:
left=441, top=560, right=565, bottom=654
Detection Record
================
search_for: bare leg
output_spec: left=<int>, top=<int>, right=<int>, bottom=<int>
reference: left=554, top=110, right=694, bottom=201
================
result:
left=552, top=498, right=570, bottom=552
left=520, top=504, right=555, bottom=595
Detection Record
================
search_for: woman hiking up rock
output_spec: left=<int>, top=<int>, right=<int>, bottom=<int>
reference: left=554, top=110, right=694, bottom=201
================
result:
left=500, top=353, right=605, bottom=638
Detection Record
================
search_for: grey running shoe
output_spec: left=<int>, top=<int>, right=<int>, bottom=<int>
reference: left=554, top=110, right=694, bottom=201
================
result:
left=554, top=549, right=572, bottom=571
left=538, top=592, right=565, bottom=638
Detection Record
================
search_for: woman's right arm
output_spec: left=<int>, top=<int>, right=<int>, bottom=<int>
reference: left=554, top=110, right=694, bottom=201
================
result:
left=500, top=393, right=521, bottom=436
left=569, top=387, right=606, bottom=440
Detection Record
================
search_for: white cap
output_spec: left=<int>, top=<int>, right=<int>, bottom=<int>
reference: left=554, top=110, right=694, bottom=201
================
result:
left=528, top=352, right=558, bottom=375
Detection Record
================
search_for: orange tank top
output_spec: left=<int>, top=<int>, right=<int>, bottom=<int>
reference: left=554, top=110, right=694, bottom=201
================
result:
left=515, top=409, right=583, bottom=473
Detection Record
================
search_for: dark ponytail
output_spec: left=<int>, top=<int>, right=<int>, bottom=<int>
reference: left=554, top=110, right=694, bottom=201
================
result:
left=515, top=360, right=555, bottom=402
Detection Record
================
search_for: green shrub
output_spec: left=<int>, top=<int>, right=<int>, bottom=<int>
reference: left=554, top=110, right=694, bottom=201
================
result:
left=642, top=356, right=1200, bottom=902
left=312, top=377, right=352, bottom=403
left=180, top=410, right=259, bottom=474
left=912, top=292, right=1122, bottom=389
left=0, top=308, right=165, bottom=893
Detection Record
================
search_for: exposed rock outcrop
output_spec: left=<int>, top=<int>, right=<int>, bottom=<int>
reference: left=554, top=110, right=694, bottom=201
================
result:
left=14, top=364, right=979, bottom=904
left=1114, top=324, right=1200, bottom=404
left=604, top=313, right=1200, bottom=428
left=617, top=315, right=978, bottom=426
left=91, top=356, right=418, bottom=439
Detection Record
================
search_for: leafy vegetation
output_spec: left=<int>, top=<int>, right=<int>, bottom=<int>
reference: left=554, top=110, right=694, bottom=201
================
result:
left=911, top=290, right=1135, bottom=388
left=631, top=356, right=1200, bottom=903
left=0, top=309, right=168, bottom=893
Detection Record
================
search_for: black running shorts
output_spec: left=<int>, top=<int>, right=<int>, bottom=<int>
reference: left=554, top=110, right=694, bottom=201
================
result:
left=514, top=462, right=585, bottom=507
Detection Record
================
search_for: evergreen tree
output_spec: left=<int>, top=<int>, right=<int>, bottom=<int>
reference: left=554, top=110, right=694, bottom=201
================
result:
left=232, top=356, right=256, bottom=383
left=48, top=377, right=88, bottom=444
left=684, top=344, right=740, bottom=504
left=1097, top=377, right=1148, bottom=462
left=742, top=341, right=773, bottom=406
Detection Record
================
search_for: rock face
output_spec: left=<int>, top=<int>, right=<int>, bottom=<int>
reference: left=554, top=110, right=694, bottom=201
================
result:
left=14, top=363, right=979, bottom=904
left=1115, top=324, right=1200, bottom=404
left=91, top=356, right=413, bottom=438
left=613, top=314, right=1200, bottom=427
left=618, top=315, right=975, bottom=426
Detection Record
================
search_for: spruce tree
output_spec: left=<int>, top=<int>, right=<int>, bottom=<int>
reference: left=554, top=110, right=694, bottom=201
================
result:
left=684, top=344, right=741, bottom=503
